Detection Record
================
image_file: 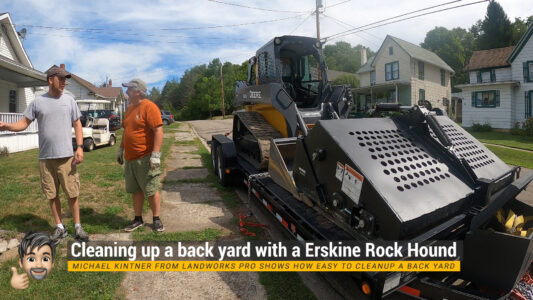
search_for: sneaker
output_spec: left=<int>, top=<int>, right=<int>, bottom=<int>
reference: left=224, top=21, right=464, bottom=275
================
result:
left=75, top=226, right=89, bottom=242
left=50, top=227, right=68, bottom=245
left=153, top=219, right=164, bottom=232
left=124, top=220, right=144, bottom=232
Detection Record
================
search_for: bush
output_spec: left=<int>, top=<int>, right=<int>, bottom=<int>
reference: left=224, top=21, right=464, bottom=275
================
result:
left=471, top=123, right=493, bottom=132
left=523, top=118, right=533, bottom=136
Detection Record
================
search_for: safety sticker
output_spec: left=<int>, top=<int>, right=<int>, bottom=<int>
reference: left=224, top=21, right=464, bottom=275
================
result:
left=335, top=161, right=344, bottom=181
left=341, top=164, right=364, bottom=205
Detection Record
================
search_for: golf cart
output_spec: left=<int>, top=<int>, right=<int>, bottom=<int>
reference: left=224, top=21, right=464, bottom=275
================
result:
left=72, top=100, right=117, bottom=152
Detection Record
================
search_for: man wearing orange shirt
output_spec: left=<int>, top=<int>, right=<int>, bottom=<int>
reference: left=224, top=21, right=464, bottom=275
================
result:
left=118, top=78, right=164, bottom=232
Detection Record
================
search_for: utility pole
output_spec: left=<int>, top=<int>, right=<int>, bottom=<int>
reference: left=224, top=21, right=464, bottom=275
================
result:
left=220, top=64, right=226, bottom=118
left=315, top=0, right=323, bottom=44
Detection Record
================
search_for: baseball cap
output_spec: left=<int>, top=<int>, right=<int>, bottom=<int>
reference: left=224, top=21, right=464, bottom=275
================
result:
left=46, top=66, right=71, bottom=78
left=122, top=78, right=147, bottom=93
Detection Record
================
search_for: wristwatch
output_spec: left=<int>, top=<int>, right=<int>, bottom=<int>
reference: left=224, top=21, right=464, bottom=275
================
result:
left=77, top=144, right=83, bottom=149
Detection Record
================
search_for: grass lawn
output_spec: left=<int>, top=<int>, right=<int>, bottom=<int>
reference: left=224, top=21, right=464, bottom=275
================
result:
left=468, top=131, right=533, bottom=152
left=0, top=122, right=181, bottom=299
left=486, top=145, right=533, bottom=169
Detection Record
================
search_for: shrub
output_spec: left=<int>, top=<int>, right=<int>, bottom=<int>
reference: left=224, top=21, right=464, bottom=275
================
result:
left=471, top=123, right=492, bottom=132
left=523, top=118, right=533, bottom=136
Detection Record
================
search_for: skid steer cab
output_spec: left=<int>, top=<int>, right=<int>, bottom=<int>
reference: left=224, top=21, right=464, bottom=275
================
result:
left=72, top=117, right=116, bottom=152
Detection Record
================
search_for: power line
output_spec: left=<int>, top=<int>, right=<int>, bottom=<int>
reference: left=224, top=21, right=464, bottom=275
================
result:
left=322, top=14, right=381, bottom=47
left=289, top=12, right=315, bottom=35
left=324, top=0, right=487, bottom=41
left=207, top=0, right=306, bottom=13
left=14, top=13, right=308, bottom=33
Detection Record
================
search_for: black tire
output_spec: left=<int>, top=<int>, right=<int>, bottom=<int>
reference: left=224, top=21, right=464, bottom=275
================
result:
left=163, top=119, right=169, bottom=125
left=216, top=145, right=230, bottom=186
left=211, top=140, right=218, bottom=175
left=83, top=138, right=94, bottom=152
left=108, top=135, right=116, bottom=146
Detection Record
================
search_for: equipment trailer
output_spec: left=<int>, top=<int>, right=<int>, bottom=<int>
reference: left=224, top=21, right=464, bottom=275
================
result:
left=211, top=36, right=533, bottom=299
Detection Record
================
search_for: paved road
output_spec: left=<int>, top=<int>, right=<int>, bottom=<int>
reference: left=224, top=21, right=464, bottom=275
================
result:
left=187, top=119, right=233, bottom=143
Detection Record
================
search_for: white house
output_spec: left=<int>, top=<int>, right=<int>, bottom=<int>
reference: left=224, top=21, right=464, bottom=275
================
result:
left=354, top=35, right=453, bottom=111
left=457, top=23, right=533, bottom=129
left=0, top=13, right=47, bottom=153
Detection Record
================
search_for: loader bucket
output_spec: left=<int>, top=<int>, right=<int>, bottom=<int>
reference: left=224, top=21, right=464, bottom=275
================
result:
left=462, top=199, right=533, bottom=292
left=268, top=138, right=298, bottom=200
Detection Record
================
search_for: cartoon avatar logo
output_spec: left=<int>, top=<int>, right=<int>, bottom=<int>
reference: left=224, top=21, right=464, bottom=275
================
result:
left=10, top=232, right=55, bottom=290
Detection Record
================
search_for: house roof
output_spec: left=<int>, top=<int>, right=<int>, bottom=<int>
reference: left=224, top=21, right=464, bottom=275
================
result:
left=65, top=70, right=123, bottom=99
left=465, top=46, right=515, bottom=71
left=508, top=22, right=533, bottom=63
left=0, top=13, right=33, bottom=68
left=356, top=55, right=375, bottom=74
left=388, top=36, right=454, bottom=73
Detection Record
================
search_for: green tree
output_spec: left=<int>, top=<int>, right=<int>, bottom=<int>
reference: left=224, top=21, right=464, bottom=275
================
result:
left=511, top=16, right=533, bottom=44
left=421, top=26, right=467, bottom=89
left=148, top=86, right=161, bottom=105
left=332, top=74, right=359, bottom=87
left=476, top=1, right=513, bottom=50
left=323, top=42, right=375, bottom=73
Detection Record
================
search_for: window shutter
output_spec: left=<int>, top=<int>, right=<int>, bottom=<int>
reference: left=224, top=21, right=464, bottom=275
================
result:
left=526, top=91, right=531, bottom=118
left=495, top=90, right=500, bottom=107
left=477, top=71, right=482, bottom=83
left=472, top=92, right=476, bottom=107
left=490, top=69, right=496, bottom=82
left=524, top=62, right=529, bottom=82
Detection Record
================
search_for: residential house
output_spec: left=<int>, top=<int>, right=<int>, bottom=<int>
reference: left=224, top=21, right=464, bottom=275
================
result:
left=457, top=23, right=533, bottom=129
left=0, top=13, right=47, bottom=153
left=354, top=35, right=454, bottom=111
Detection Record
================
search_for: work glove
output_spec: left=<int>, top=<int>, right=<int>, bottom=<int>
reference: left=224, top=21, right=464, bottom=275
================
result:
left=150, top=151, right=161, bottom=170
left=117, top=147, right=124, bottom=165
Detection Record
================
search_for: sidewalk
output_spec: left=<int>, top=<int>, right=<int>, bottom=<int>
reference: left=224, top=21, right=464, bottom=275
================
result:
left=120, top=123, right=266, bottom=299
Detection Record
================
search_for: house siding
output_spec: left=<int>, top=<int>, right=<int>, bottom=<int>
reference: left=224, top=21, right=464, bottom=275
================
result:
left=65, top=78, right=94, bottom=99
left=0, top=79, right=17, bottom=112
left=373, top=39, right=411, bottom=84
left=511, top=35, right=533, bottom=124
left=468, top=68, right=512, bottom=84
left=359, top=72, right=371, bottom=87
left=462, top=84, right=514, bottom=129
left=0, top=30, right=17, bottom=60
left=410, top=59, right=450, bottom=109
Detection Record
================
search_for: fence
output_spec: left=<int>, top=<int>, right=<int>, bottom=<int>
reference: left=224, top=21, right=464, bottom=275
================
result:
left=0, top=113, right=38, bottom=135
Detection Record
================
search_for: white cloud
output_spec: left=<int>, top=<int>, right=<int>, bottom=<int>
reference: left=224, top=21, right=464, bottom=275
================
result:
left=4, top=0, right=532, bottom=89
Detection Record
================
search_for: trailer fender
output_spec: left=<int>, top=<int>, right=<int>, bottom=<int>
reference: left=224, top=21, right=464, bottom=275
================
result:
left=211, top=134, right=238, bottom=185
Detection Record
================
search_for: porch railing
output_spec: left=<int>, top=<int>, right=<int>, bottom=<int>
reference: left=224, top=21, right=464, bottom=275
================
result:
left=0, top=113, right=38, bottom=135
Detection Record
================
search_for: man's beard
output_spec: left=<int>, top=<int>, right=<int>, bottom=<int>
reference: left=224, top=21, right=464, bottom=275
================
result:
left=30, top=267, right=48, bottom=280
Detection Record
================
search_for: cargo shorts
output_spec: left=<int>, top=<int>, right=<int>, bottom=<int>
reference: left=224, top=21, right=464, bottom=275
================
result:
left=39, top=157, right=80, bottom=200
left=124, top=155, right=161, bottom=196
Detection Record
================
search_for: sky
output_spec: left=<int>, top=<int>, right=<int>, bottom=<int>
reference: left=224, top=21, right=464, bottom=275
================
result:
left=3, top=0, right=531, bottom=90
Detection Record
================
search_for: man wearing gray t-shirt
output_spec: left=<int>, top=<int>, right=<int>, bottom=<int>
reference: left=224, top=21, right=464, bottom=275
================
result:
left=0, top=65, right=88, bottom=244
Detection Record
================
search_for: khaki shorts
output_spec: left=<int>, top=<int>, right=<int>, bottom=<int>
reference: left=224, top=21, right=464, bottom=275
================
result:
left=124, top=155, right=161, bottom=196
left=39, top=157, right=80, bottom=200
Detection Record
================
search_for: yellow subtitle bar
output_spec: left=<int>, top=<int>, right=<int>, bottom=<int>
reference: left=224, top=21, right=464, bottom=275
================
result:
left=68, top=261, right=459, bottom=272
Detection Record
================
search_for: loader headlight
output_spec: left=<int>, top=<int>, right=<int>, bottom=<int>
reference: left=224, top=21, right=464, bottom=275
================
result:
left=274, top=38, right=281, bottom=45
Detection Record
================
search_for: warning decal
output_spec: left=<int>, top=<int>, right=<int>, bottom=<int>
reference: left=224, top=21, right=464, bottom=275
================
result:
left=341, top=164, right=364, bottom=205
left=335, top=162, right=344, bottom=181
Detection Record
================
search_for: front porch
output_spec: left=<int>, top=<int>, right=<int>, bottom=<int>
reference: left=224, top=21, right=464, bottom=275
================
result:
left=352, top=81, right=411, bottom=111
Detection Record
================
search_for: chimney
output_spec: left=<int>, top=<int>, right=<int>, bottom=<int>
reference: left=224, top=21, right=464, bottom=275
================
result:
left=361, top=47, right=367, bottom=66
left=60, top=64, right=65, bottom=69
left=109, top=79, right=112, bottom=87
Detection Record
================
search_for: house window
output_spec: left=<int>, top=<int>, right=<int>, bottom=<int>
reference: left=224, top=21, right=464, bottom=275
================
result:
left=385, top=61, right=399, bottom=81
left=524, top=61, right=533, bottom=82
left=441, top=69, right=446, bottom=86
left=471, top=90, right=500, bottom=108
left=370, top=70, right=376, bottom=85
left=419, top=89, right=425, bottom=101
left=9, top=90, right=16, bottom=113
left=389, top=47, right=393, bottom=55
left=388, top=90, right=396, bottom=102
left=526, top=91, right=532, bottom=118
left=418, top=61, right=424, bottom=80
left=477, top=69, right=496, bottom=83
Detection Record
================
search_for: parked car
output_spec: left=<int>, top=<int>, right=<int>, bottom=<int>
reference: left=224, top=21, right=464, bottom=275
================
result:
left=80, top=109, right=121, bottom=131
left=161, top=110, right=174, bottom=125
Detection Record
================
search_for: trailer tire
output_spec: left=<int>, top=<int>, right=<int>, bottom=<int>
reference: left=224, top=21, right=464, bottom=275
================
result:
left=211, top=140, right=218, bottom=175
left=83, top=138, right=94, bottom=152
left=216, top=145, right=230, bottom=186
